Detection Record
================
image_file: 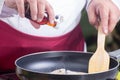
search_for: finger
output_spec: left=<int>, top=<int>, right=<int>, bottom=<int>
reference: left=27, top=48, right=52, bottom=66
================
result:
left=28, top=0, right=37, bottom=20
left=37, top=0, right=45, bottom=22
left=87, top=5, right=97, bottom=27
left=30, top=20, right=40, bottom=29
left=108, top=10, right=118, bottom=33
left=99, top=7, right=109, bottom=34
left=16, top=0, right=25, bottom=17
left=45, top=2, right=55, bottom=24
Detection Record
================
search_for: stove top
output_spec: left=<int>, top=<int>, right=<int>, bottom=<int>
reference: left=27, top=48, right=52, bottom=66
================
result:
left=0, top=73, right=19, bottom=80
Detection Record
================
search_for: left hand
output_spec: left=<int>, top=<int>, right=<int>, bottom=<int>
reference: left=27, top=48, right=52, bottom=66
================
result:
left=87, top=0, right=120, bottom=35
left=5, top=0, right=55, bottom=29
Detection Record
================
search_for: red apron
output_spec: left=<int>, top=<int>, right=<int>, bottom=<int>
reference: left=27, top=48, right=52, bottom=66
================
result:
left=0, top=20, right=85, bottom=73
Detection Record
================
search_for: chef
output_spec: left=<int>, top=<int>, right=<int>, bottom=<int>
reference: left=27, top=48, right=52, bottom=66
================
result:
left=0, top=0, right=120, bottom=73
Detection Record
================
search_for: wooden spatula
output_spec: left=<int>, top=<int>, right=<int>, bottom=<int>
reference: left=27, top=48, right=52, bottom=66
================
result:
left=88, top=26, right=110, bottom=73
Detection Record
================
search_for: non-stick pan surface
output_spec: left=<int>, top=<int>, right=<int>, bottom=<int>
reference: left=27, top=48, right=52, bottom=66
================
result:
left=15, top=51, right=119, bottom=80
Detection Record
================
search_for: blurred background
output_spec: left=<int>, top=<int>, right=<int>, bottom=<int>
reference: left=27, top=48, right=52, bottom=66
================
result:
left=80, top=10, right=120, bottom=52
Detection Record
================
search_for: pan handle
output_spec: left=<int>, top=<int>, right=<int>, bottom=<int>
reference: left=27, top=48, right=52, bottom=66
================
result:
left=109, top=49, right=120, bottom=61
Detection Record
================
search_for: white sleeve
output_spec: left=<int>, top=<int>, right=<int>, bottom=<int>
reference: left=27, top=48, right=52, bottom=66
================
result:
left=86, top=0, right=120, bottom=10
left=0, top=4, right=18, bottom=18
left=111, top=0, right=120, bottom=10
left=86, top=0, right=91, bottom=10
left=0, top=0, right=4, bottom=14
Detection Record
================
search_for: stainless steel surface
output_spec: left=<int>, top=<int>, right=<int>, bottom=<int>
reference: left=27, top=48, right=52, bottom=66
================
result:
left=109, top=49, right=120, bottom=61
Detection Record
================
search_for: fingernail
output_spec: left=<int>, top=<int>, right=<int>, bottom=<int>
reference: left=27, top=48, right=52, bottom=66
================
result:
left=103, top=27, right=108, bottom=34
left=50, top=20, right=54, bottom=24
left=32, top=15, right=37, bottom=20
left=37, top=18, right=42, bottom=22
left=20, top=14, right=25, bottom=18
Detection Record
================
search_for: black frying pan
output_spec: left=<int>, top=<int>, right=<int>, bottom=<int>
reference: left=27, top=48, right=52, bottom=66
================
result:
left=15, top=50, right=120, bottom=80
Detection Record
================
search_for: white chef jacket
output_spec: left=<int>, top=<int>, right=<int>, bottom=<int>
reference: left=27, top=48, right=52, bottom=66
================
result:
left=0, top=0, right=120, bottom=37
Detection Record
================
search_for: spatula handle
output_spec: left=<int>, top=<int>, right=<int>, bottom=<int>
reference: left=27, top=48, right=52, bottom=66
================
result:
left=97, top=26, right=106, bottom=50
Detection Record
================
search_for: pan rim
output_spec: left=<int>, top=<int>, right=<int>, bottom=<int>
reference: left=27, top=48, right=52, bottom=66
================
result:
left=15, top=50, right=119, bottom=75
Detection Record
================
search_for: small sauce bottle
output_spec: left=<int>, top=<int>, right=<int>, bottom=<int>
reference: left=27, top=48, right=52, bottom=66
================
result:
left=25, top=3, right=60, bottom=27
left=31, top=13, right=57, bottom=27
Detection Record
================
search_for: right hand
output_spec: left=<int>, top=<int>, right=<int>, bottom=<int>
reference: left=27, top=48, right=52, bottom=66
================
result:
left=5, top=0, right=55, bottom=24
left=87, top=0, right=120, bottom=35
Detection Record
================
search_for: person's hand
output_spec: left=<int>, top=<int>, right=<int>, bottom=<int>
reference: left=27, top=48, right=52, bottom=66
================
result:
left=87, top=0, right=120, bottom=35
left=4, top=0, right=55, bottom=24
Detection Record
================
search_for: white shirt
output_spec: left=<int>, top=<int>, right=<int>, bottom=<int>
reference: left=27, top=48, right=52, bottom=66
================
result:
left=0, top=0, right=120, bottom=37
